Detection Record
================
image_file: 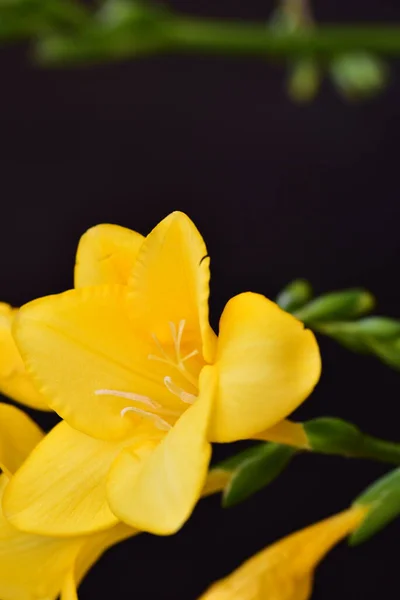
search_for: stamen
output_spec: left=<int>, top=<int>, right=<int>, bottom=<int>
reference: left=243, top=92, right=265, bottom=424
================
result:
left=120, top=406, right=171, bottom=431
left=147, top=354, right=172, bottom=367
left=176, top=319, right=186, bottom=361
left=151, top=332, right=170, bottom=360
left=95, top=389, right=161, bottom=409
left=181, top=349, right=199, bottom=363
left=168, top=321, right=177, bottom=344
left=164, top=376, right=196, bottom=404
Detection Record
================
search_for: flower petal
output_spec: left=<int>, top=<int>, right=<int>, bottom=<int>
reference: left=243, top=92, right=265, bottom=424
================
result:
left=128, top=211, right=216, bottom=363
left=107, top=366, right=214, bottom=534
left=209, top=293, right=321, bottom=442
left=61, top=523, right=139, bottom=600
left=2, top=421, right=137, bottom=536
left=0, top=303, right=49, bottom=411
left=14, top=285, right=178, bottom=441
left=74, top=224, right=144, bottom=288
left=254, top=420, right=310, bottom=449
left=198, top=507, right=367, bottom=600
left=0, top=475, right=84, bottom=600
left=0, top=403, right=44, bottom=477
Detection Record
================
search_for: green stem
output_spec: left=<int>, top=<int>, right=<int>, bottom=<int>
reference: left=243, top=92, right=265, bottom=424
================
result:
left=165, top=19, right=400, bottom=58
left=30, top=13, right=400, bottom=65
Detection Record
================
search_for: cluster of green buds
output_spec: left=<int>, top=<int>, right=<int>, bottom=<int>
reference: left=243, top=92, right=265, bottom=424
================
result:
left=277, top=279, right=400, bottom=370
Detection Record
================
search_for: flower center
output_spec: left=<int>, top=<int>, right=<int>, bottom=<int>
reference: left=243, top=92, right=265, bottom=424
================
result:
left=94, top=319, right=199, bottom=431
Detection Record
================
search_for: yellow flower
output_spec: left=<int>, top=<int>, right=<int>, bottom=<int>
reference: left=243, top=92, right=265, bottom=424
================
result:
left=0, top=303, right=49, bottom=410
left=4, top=212, right=321, bottom=537
left=0, top=402, right=137, bottom=600
left=198, top=506, right=368, bottom=600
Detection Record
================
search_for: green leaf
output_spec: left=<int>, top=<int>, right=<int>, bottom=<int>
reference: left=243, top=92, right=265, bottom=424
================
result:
left=304, top=417, right=400, bottom=464
left=350, top=468, right=400, bottom=545
left=276, top=279, right=313, bottom=313
left=294, top=288, right=375, bottom=324
left=217, top=443, right=297, bottom=508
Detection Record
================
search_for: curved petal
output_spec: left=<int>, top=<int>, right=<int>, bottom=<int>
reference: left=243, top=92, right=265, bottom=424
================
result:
left=128, top=211, right=216, bottom=364
left=2, top=421, right=138, bottom=536
left=0, top=403, right=44, bottom=476
left=107, top=366, right=214, bottom=535
left=253, top=420, right=310, bottom=449
left=0, top=476, right=83, bottom=600
left=209, top=293, right=321, bottom=443
left=14, top=285, right=180, bottom=441
left=0, top=303, right=49, bottom=411
left=74, top=224, right=144, bottom=288
left=198, top=507, right=366, bottom=600
left=61, top=523, right=139, bottom=600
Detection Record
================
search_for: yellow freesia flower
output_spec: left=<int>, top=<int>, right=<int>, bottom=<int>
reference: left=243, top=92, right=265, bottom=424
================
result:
left=4, top=211, right=321, bottom=537
left=0, top=303, right=49, bottom=410
left=0, top=402, right=137, bottom=600
left=198, top=506, right=368, bottom=600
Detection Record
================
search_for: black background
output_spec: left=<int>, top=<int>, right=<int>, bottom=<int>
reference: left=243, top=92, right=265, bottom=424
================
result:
left=1, top=1, right=400, bottom=598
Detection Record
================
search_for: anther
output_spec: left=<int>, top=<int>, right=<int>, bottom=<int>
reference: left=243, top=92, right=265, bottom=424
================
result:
left=120, top=406, right=171, bottom=431
left=164, top=376, right=196, bottom=404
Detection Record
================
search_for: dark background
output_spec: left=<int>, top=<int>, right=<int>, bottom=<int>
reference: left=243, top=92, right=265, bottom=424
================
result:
left=1, top=0, right=400, bottom=598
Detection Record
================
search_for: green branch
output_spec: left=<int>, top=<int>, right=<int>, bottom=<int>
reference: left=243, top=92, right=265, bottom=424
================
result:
left=1, top=1, right=400, bottom=65
left=166, top=20, right=400, bottom=59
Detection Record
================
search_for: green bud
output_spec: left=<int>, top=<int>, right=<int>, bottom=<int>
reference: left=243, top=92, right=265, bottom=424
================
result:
left=367, top=337, right=400, bottom=371
left=98, top=0, right=162, bottom=27
left=350, top=468, right=400, bottom=545
left=331, top=52, right=389, bottom=101
left=355, top=317, right=400, bottom=340
left=316, top=322, right=371, bottom=354
left=305, top=418, right=363, bottom=456
left=276, top=279, right=313, bottom=313
left=305, top=417, right=400, bottom=464
left=294, top=288, right=375, bottom=324
left=287, top=58, right=321, bottom=103
left=216, top=443, right=297, bottom=508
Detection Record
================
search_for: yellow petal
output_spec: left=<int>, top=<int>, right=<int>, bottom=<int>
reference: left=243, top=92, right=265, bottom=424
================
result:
left=201, top=469, right=231, bottom=498
left=61, top=571, right=78, bottom=600
left=254, top=420, right=310, bottom=449
left=2, top=421, right=138, bottom=536
left=198, top=506, right=367, bottom=600
left=0, top=402, right=44, bottom=477
left=14, top=285, right=179, bottom=441
left=209, top=293, right=321, bottom=442
left=61, top=523, right=139, bottom=600
left=74, top=223, right=144, bottom=287
left=0, top=303, right=49, bottom=411
left=107, top=366, right=215, bottom=534
left=0, top=475, right=84, bottom=600
left=128, top=211, right=216, bottom=363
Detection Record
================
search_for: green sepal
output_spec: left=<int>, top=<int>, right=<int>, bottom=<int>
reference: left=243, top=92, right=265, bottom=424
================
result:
left=294, top=288, right=375, bottom=324
left=350, top=468, right=400, bottom=545
left=216, top=443, right=297, bottom=508
left=304, top=417, right=400, bottom=464
left=276, top=279, right=313, bottom=313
